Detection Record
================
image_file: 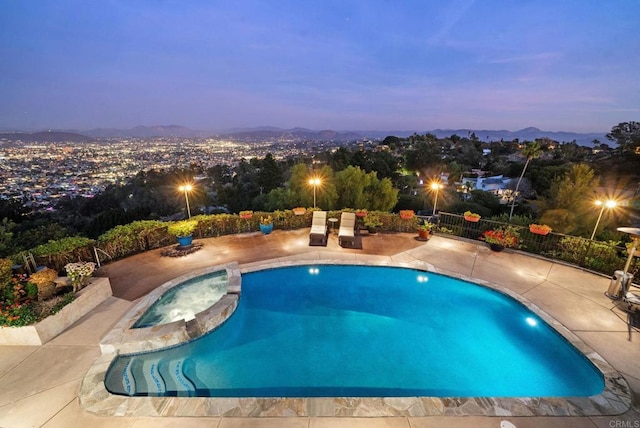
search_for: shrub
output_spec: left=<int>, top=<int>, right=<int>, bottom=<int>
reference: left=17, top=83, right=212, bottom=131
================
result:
left=29, top=236, right=94, bottom=272
left=167, top=220, right=198, bottom=237
left=0, top=302, right=37, bottom=327
left=0, top=258, right=12, bottom=290
left=29, top=268, right=58, bottom=300
left=98, top=220, right=167, bottom=259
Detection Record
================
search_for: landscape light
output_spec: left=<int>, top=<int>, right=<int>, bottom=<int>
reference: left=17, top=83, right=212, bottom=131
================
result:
left=590, top=199, right=617, bottom=240
left=308, top=177, right=322, bottom=209
left=179, top=183, right=193, bottom=218
left=429, top=181, right=444, bottom=216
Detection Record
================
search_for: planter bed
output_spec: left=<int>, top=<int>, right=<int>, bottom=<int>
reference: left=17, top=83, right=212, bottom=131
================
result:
left=0, top=277, right=112, bottom=346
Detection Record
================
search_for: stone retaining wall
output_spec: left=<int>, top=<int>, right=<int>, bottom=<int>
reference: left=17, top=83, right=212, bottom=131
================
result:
left=0, top=277, right=112, bottom=346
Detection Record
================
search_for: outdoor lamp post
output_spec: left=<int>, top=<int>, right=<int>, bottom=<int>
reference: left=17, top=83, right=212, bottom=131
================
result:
left=179, top=184, right=193, bottom=219
left=308, top=177, right=321, bottom=209
left=430, top=181, right=443, bottom=216
left=590, top=199, right=617, bottom=240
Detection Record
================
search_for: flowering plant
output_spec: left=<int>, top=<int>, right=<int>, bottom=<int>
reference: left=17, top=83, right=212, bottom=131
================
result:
left=400, top=210, right=415, bottom=219
left=481, top=226, right=520, bottom=248
left=464, top=211, right=481, bottom=220
left=64, top=261, right=96, bottom=291
left=529, top=224, right=552, bottom=235
left=260, top=215, right=273, bottom=225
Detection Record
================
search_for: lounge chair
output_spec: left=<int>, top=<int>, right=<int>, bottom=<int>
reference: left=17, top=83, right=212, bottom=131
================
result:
left=622, top=291, right=640, bottom=341
left=309, top=211, right=328, bottom=245
left=338, top=212, right=356, bottom=247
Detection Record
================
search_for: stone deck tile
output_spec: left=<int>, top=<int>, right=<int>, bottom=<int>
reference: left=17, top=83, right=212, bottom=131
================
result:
left=546, top=263, right=618, bottom=308
left=576, top=331, right=640, bottom=380
left=523, top=281, right=627, bottom=332
left=0, top=344, right=100, bottom=407
left=0, top=379, right=81, bottom=428
left=470, top=257, right=547, bottom=295
left=0, top=345, right=38, bottom=378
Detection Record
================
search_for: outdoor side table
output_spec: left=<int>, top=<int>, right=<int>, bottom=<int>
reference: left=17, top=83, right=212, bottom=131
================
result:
left=328, top=217, right=338, bottom=234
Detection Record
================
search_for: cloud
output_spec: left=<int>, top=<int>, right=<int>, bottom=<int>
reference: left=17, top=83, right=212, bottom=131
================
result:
left=427, top=0, right=477, bottom=45
left=487, top=52, right=562, bottom=65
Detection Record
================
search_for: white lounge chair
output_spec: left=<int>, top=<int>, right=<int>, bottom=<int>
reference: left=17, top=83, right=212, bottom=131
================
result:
left=623, top=291, right=640, bottom=341
left=338, top=212, right=356, bottom=247
left=309, top=211, right=328, bottom=245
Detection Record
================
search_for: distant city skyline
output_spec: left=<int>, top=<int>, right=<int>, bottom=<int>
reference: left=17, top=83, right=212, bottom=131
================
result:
left=1, top=1, right=638, bottom=133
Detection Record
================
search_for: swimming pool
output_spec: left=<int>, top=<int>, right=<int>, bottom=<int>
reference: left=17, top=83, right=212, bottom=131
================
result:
left=105, top=265, right=604, bottom=398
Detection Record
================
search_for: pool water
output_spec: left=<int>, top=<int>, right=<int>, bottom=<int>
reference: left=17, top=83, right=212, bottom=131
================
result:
left=106, top=265, right=604, bottom=397
left=132, top=270, right=228, bottom=328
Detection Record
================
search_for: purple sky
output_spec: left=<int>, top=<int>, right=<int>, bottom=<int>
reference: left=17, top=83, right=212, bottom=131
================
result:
left=1, top=0, right=638, bottom=133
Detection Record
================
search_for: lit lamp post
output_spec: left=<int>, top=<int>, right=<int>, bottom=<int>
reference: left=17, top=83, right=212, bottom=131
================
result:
left=590, top=199, right=617, bottom=240
left=308, top=177, right=321, bottom=209
left=179, top=184, right=193, bottom=219
left=430, top=181, right=443, bottom=216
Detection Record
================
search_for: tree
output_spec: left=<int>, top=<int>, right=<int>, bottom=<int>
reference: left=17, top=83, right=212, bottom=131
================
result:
left=287, top=164, right=338, bottom=209
left=256, top=153, right=282, bottom=194
left=334, top=166, right=398, bottom=210
left=509, top=142, right=543, bottom=220
left=536, top=164, right=600, bottom=235
left=0, top=218, right=15, bottom=257
left=606, top=121, right=640, bottom=154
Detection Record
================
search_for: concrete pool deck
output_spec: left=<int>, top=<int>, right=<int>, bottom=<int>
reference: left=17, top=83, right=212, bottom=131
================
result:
left=1, top=229, right=639, bottom=427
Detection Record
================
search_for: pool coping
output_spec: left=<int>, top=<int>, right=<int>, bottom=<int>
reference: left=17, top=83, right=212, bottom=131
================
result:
left=100, top=262, right=241, bottom=355
left=79, top=258, right=632, bottom=417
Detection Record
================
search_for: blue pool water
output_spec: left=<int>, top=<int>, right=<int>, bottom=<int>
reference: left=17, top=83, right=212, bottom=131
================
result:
left=105, top=265, right=604, bottom=398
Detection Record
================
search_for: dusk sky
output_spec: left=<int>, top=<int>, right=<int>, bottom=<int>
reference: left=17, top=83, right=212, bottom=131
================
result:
left=1, top=0, right=638, bottom=133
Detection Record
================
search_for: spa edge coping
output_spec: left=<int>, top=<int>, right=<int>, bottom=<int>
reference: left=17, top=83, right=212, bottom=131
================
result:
left=82, top=258, right=632, bottom=417
left=99, top=261, right=241, bottom=355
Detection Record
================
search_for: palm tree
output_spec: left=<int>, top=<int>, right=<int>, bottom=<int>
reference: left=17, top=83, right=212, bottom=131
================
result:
left=509, top=142, right=543, bottom=221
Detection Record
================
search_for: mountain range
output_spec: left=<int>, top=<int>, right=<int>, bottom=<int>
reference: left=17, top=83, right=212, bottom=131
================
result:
left=0, top=125, right=608, bottom=146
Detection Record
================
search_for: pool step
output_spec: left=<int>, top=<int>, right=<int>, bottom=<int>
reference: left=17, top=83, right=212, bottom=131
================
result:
left=161, top=359, right=196, bottom=395
left=122, top=358, right=135, bottom=395
left=103, top=357, right=137, bottom=396
left=142, top=358, right=166, bottom=395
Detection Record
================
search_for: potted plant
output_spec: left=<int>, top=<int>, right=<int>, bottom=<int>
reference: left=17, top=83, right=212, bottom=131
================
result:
left=400, top=209, right=415, bottom=220
left=239, top=210, right=253, bottom=219
left=529, top=223, right=552, bottom=235
left=64, top=261, right=96, bottom=292
left=355, top=209, right=368, bottom=218
left=417, top=222, right=434, bottom=240
left=363, top=213, right=383, bottom=234
left=464, top=211, right=481, bottom=222
left=259, top=215, right=274, bottom=234
left=168, top=219, right=198, bottom=247
left=481, top=226, right=520, bottom=252
left=292, top=207, right=306, bottom=216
